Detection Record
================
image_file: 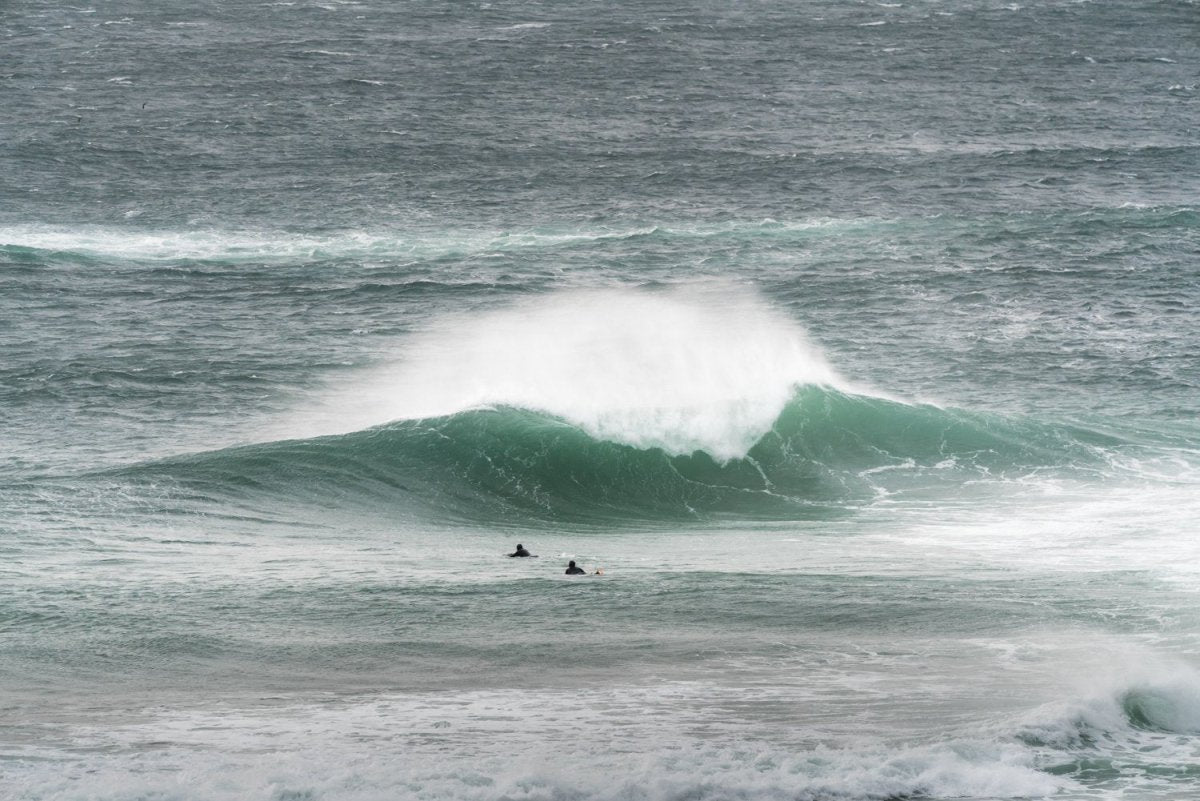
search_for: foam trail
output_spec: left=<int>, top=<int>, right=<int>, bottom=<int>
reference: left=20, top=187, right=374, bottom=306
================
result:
left=297, top=284, right=862, bottom=460
left=0, top=225, right=414, bottom=262
left=0, top=219, right=870, bottom=264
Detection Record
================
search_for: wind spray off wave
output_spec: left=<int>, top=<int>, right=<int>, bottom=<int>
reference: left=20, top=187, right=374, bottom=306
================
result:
left=300, top=284, right=860, bottom=461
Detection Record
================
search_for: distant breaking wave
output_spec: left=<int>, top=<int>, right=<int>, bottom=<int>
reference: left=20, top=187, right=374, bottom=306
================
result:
left=2, top=206, right=1193, bottom=265
left=0, top=220, right=885, bottom=265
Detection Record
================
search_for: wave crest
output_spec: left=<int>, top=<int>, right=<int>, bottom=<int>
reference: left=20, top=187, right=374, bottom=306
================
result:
left=287, top=284, right=862, bottom=461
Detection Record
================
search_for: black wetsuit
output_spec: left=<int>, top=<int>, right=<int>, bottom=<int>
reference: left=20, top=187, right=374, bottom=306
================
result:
left=565, top=564, right=586, bottom=575
left=509, top=547, right=532, bottom=557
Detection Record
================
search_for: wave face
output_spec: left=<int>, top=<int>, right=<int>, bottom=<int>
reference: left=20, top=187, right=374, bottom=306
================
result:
left=125, top=384, right=1128, bottom=525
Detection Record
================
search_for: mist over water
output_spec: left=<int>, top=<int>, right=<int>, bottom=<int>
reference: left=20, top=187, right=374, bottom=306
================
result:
left=3, top=0, right=1200, bottom=799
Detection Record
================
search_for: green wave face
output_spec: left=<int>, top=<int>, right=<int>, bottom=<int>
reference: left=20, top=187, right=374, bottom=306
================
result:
left=121, top=386, right=1139, bottom=526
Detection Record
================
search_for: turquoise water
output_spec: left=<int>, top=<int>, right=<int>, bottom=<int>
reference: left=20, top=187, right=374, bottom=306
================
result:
left=3, top=1, right=1200, bottom=799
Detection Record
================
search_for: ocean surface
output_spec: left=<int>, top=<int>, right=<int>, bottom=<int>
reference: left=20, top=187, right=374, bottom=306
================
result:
left=3, top=1, right=1199, bottom=799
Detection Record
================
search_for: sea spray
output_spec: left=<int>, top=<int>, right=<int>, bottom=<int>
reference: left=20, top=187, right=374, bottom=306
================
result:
left=290, top=284, right=859, bottom=460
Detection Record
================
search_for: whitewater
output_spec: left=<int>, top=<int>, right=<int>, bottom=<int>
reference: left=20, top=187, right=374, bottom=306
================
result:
left=3, top=1, right=1200, bottom=800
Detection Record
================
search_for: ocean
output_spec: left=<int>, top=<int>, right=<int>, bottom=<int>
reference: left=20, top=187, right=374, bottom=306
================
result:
left=3, top=1, right=1199, bottom=799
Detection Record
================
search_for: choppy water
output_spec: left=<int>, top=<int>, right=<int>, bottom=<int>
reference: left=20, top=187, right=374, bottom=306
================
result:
left=3, top=1, right=1200, bottom=799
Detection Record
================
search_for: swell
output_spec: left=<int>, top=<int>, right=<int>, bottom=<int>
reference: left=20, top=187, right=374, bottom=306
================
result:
left=109, top=386, right=1143, bottom=526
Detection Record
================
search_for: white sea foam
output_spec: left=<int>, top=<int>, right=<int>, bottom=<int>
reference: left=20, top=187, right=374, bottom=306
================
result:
left=888, top=476, right=1200, bottom=580
left=4, top=687, right=1067, bottom=801
left=0, top=225, right=418, bottom=262
left=4, top=744, right=1063, bottom=801
left=0, top=219, right=881, bottom=264
left=293, top=284, right=874, bottom=460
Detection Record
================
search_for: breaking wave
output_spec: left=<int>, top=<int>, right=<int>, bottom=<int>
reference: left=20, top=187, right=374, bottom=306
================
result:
left=100, top=284, right=1148, bottom=525
left=119, top=385, right=1127, bottom=525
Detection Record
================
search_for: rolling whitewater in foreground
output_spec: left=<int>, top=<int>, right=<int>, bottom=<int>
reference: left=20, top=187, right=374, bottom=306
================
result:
left=3, top=1, right=1200, bottom=800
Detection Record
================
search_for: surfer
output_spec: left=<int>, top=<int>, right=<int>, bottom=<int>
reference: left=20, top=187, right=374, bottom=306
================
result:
left=565, top=560, right=586, bottom=575
left=508, top=544, right=534, bottom=557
